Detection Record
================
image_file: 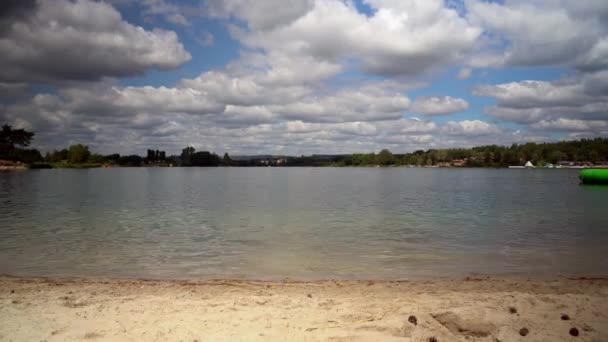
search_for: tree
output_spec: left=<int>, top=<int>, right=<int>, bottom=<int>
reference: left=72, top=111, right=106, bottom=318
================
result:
left=13, top=149, right=43, bottom=164
left=375, top=149, right=395, bottom=165
left=191, top=151, right=221, bottom=166
left=88, top=154, right=106, bottom=164
left=548, top=150, right=566, bottom=164
left=118, top=155, right=143, bottom=166
left=223, top=152, right=232, bottom=166
left=0, top=124, right=35, bottom=159
left=46, top=149, right=69, bottom=162
left=68, top=144, right=91, bottom=164
left=181, top=146, right=195, bottom=166
left=484, top=150, right=492, bottom=165
left=589, top=150, right=600, bottom=163
left=104, top=154, right=121, bottom=164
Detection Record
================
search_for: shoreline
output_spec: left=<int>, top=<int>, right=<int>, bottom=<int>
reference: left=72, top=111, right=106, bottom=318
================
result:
left=1, top=272, right=607, bottom=283
left=17, top=164, right=607, bottom=169
left=2, top=276, right=607, bottom=341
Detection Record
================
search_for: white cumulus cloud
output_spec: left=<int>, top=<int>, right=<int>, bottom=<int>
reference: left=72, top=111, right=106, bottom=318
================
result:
left=410, top=96, right=469, bottom=116
left=0, top=0, right=191, bottom=83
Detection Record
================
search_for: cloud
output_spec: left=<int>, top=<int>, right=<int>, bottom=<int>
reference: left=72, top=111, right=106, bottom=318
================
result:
left=0, top=0, right=36, bottom=33
left=276, top=84, right=410, bottom=123
left=466, top=0, right=608, bottom=71
left=206, top=0, right=314, bottom=30
left=474, top=80, right=592, bottom=108
left=531, top=118, right=608, bottom=132
left=231, top=0, right=481, bottom=76
left=0, top=0, right=191, bottom=83
left=442, top=120, right=502, bottom=136
left=3, top=72, right=508, bottom=155
left=0, top=82, right=31, bottom=100
left=374, top=118, right=438, bottom=134
left=410, top=96, right=469, bottom=116
left=214, top=105, right=276, bottom=127
left=110, top=0, right=203, bottom=26
left=457, top=67, right=472, bottom=80
left=475, top=71, right=608, bottom=135
left=286, top=121, right=377, bottom=136
left=195, top=31, right=214, bottom=46
left=229, top=51, right=343, bottom=87
left=141, top=0, right=191, bottom=25
left=180, top=70, right=312, bottom=107
left=4, top=0, right=607, bottom=154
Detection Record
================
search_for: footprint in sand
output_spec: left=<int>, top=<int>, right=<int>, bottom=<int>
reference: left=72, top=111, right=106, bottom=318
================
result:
left=432, top=311, right=496, bottom=338
left=84, top=331, right=104, bottom=339
left=63, top=298, right=90, bottom=308
left=318, top=299, right=336, bottom=308
left=356, top=324, right=404, bottom=337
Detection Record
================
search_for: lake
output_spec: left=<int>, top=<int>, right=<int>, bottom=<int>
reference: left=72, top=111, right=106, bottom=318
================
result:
left=0, top=167, right=606, bottom=280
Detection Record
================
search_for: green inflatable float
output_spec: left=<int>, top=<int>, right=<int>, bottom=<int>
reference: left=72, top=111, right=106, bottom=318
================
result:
left=580, top=169, right=608, bottom=185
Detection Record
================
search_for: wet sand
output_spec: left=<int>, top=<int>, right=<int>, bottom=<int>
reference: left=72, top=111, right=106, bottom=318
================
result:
left=1, top=276, right=607, bottom=341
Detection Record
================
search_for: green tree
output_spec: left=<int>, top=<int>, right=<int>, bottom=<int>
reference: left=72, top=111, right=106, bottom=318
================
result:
left=46, top=149, right=69, bottom=162
left=376, top=149, right=395, bottom=165
left=589, top=150, right=600, bottom=163
left=0, top=124, right=35, bottom=159
left=68, top=144, right=91, bottom=164
left=484, top=150, right=492, bottom=165
left=548, top=150, right=566, bottom=164
left=88, top=154, right=106, bottom=164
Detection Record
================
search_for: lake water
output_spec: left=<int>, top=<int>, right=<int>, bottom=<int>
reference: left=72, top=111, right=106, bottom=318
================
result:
left=0, top=167, right=607, bottom=280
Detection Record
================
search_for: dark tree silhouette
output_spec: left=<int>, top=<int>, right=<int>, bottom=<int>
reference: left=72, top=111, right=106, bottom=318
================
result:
left=0, top=124, right=35, bottom=159
left=181, top=146, right=196, bottom=166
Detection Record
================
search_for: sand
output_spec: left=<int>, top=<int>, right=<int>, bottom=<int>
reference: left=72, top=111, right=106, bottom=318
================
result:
left=1, top=276, right=607, bottom=342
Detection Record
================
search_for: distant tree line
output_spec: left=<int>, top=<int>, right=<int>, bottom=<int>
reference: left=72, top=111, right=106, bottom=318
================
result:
left=2, top=124, right=608, bottom=168
left=396, top=139, right=608, bottom=167
left=317, top=139, right=608, bottom=167
left=180, top=146, right=222, bottom=166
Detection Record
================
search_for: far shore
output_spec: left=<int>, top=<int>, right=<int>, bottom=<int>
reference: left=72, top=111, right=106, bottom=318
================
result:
left=1, top=275, right=607, bottom=341
left=7, top=163, right=608, bottom=170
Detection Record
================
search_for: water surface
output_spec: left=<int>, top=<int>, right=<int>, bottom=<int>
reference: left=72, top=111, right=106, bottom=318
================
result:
left=1, top=167, right=606, bottom=280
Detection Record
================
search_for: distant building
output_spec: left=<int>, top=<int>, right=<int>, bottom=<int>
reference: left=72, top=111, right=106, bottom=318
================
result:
left=557, top=161, right=594, bottom=168
left=451, top=159, right=467, bottom=167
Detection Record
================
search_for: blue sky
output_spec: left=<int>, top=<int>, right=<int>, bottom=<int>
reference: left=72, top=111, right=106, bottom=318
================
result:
left=1, top=0, right=607, bottom=155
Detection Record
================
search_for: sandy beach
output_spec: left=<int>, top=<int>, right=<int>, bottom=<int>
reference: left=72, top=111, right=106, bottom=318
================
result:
left=1, top=276, right=606, bottom=341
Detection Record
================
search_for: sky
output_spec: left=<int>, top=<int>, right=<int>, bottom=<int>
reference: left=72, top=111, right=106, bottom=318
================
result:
left=1, top=0, right=607, bottom=156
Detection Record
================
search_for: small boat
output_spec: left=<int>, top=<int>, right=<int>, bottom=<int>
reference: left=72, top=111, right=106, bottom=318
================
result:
left=509, top=161, right=535, bottom=169
left=580, top=169, right=608, bottom=185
